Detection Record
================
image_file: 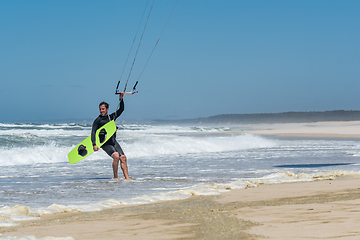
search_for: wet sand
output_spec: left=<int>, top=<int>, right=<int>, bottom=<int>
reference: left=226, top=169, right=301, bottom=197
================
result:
left=1, top=176, right=360, bottom=240
left=243, top=121, right=360, bottom=139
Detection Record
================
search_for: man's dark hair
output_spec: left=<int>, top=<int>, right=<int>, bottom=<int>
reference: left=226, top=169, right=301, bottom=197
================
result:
left=99, top=101, right=109, bottom=109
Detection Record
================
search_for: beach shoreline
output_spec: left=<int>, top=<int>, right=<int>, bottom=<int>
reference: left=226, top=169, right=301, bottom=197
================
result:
left=2, top=121, right=360, bottom=239
left=241, top=121, right=360, bottom=139
left=2, top=175, right=360, bottom=240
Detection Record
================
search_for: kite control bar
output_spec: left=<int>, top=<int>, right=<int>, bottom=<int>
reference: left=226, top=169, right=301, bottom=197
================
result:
left=115, top=81, right=138, bottom=95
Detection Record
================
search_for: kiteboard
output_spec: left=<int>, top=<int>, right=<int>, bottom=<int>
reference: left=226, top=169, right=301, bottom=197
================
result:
left=68, top=120, right=117, bottom=164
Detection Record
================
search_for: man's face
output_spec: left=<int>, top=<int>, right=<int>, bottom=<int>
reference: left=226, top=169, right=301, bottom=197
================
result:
left=99, top=104, right=108, bottom=116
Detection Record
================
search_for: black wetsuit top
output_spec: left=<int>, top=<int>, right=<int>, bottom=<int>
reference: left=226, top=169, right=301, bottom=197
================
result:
left=91, top=100, right=124, bottom=147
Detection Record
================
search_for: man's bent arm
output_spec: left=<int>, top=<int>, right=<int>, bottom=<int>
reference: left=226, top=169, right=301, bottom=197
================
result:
left=111, top=99, right=124, bottom=121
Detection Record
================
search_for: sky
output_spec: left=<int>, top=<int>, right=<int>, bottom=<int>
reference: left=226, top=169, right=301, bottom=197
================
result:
left=1, top=0, right=359, bottom=123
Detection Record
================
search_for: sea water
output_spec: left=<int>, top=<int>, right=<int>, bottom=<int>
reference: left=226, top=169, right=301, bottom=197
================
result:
left=1, top=122, right=360, bottom=229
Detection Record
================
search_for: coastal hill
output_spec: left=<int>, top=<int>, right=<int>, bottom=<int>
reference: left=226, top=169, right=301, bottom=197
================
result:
left=160, top=110, right=360, bottom=124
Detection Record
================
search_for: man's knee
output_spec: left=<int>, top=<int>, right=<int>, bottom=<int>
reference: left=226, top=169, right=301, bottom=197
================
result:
left=120, top=155, right=127, bottom=163
left=111, top=152, right=120, bottom=161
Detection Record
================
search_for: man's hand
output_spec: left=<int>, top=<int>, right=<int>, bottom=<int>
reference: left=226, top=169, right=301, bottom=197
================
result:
left=93, top=146, right=99, bottom=151
left=119, top=92, right=124, bottom=100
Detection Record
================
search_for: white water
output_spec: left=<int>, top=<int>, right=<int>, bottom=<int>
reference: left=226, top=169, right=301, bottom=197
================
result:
left=1, top=122, right=360, bottom=228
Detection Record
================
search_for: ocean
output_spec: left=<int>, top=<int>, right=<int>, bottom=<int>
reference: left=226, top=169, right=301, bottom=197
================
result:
left=1, top=121, right=360, bottom=231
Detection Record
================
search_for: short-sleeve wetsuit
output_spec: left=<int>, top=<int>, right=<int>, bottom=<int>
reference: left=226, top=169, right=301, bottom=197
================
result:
left=91, top=100, right=124, bottom=156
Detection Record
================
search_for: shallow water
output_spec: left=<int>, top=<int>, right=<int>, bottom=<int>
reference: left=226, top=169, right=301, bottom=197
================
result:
left=1, top=122, right=360, bottom=227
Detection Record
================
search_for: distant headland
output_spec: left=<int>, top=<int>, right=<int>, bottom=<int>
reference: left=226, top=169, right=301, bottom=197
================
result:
left=156, top=110, right=360, bottom=124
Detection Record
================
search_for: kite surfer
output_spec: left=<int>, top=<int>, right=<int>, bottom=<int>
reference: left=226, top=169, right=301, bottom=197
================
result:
left=91, top=92, right=130, bottom=179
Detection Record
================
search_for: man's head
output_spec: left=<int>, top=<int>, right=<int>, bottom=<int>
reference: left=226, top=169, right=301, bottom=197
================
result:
left=99, top=102, right=109, bottom=116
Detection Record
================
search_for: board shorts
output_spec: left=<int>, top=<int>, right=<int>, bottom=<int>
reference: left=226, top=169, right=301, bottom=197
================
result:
left=101, top=141, right=124, bottom=157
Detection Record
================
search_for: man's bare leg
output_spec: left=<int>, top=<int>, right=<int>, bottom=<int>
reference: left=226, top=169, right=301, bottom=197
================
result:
left=120, top=155, right=130, bottom=180
left=111, top=152, right=129, bottom=179
left=111, top=152, right=120, bottom=178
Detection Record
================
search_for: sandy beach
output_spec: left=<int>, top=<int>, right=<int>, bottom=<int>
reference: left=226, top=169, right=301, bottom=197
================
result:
left=2, top=121, right=360, bottom=240
left=243, top=121, right=360, bottom=139
left=1, top=176, right=360, bottom=240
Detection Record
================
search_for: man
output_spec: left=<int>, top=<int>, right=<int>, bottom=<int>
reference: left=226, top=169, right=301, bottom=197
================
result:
left=91, top=92, right=129, bottom=179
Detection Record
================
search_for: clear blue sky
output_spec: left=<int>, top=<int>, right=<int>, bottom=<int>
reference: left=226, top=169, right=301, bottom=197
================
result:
left=1, top=0, right=359, bottom=122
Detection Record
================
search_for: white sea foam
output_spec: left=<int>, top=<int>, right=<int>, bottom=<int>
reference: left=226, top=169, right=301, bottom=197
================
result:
left=123, top=133, right=276, bottom=158
left=0, top=128, right=89, bottom=138
left=0, top=122, right=88, bottom=129
left=2, top=170, right=359, bottom=228
left=0, top=205, right=39, bottom=228
left=0, top=144, right=70, bottom=166
left=2, top=122, right=360, bottom=229
left=0, top=130, right=274, bottom=166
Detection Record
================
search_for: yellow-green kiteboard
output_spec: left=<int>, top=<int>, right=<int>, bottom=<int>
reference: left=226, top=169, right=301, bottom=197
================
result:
left=68, top=120, right=117, bottom=164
